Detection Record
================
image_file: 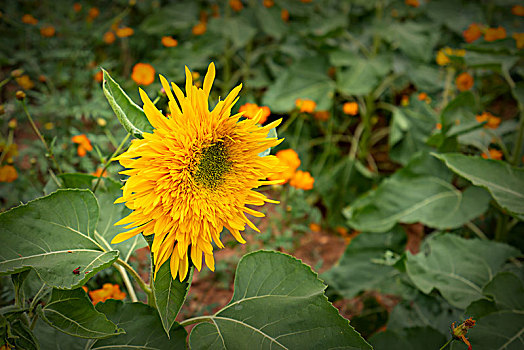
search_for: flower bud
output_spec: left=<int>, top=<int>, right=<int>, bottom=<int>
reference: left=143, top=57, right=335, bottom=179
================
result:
left=15, top=90, right=26, bottom=100
left=8, top=119, right=17, bottom=129
left=11, top=69, right=23, bottom=78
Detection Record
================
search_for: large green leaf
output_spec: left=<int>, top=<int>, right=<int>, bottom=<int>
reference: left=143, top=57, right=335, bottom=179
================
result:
left=369, top=326, right=446, bottom=350
left=139, top=2, right=198, bottom=35
left=336, top=57, right=391, bottom=96
left=33, top=319, right=88, bottom=350
left=102, top=69, right=153, bottom=138
left=209, top=17, right=257, bottom=49
left=255, top=6, right=287, bottom=39
left=153, top=262, right=193, bottom=337
left=0, top=189, right=119, bottom=289
left=38, top=288, right=122, bottom=339
left=91, top=300, right=187, bottom=349
left=405, top=234, right=519, bottom=308
left=434, top=153, right=524, bottom=215
left=322, top=228, right=406, bottom=298
left=189, top=251, right=371, bottom=349
left=386, top=22, right=438, bottom=62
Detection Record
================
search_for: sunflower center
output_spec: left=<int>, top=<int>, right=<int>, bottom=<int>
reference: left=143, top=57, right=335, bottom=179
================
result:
left=193, top=141, right=231, bottom=189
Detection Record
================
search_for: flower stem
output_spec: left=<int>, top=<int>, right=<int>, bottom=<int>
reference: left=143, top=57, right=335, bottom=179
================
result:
left=115, top=258, right=152, bottom=297
left=511, top=104, right=524, bottom=166
left=114, top=263, right=138, bottom=302
left=20, top=99, right=62, bottom=174
left=179, top=315, right=213, bottom=327
left=92, top=133, right=130, bottom=193
left=279, top=110, right=299, bottom=134
left=439, top=338, right=454, bottom=350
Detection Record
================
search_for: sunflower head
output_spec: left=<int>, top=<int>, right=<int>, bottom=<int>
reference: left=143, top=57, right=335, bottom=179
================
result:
left=112, top=63, right=283, bottom=281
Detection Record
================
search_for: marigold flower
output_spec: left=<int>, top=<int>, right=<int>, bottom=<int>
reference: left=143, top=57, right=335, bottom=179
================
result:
left=97, top=117, right=107, bottom=127
left=281, top=9, right=289, bottom=22
left=116, top=27, right=134, bottom=38
left=484, top=26, right=506, bottom=41
left=268, top=149, right=301, bottom=183
left=335, top=226, right=349, bottom=236
left=451, top=318, right=476, bottom=350
left=87, top=7, right=100, bottom=21
left=44, top=122, right=54, bottom=130
left=481, top=149, right=503, bottom=160
left=239, top=103, right=271, bottom=124
left=309, top=223, right=321, bottom=232
left=73, top=3, right=82, bottom=12
left=103, top=31, right=116, bottom=44
left=211, top=4, right=220, bottom=17
left=88, top=283, right=126, bottom=305
left=455, top=72, right=474, bottom=92
left=0, top=165, right=18, bottom=183
left=417, top=92, right=428, bottom=101
left=436, top=49, right=450, bottom=66
left=463, top=23, right=483, bottom=43
left=192, top=21, right=207, bottom=35
left=22, top=14, right=38, bottom=25
left=263, top=0, right=274, bottom=8
left=94, top=71, right=103, bottom=83
left=400, top=95, right=409, bottom=106
left=72, top=134, right=93, bottom=157
left=295, top=98, right=316, bottom=113
left=162, top=36, right=178, bottom=47
left=513, top=33, right=524, bottom=49
left=314, top=110, right=330, bottom=121
left=92, top=167, right=108, bottom=177
left=40, top=25, right=56, bottom=37
left=131, top=63, right=155, bottom=86
left=16, top=75, right=34, bottom=90
left=512, top=5, right=524, bottom=16
left=342, top=102, right=358, bottom=115
left=38, top=75, right=46, bottom=83
left=405, top=0, right=419, bottom=7
left=111, top=63, right=282, bottom=281
left=229, top=0, right=243, bottom=11
left=290, top=170, right=314, bottom=190
left=8, top=119, right=17, bottom=129
left=476, top=111, right=501, bottom=129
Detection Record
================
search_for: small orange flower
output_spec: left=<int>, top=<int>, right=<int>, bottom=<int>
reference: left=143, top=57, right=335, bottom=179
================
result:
left=281, top=9, right=290, bottom=22
left=73, top=3, right=82, bottom=12
left=295, top=98, right=316, bottom=113
left=452, top=318, right=476, bottom=350
left=87, top=7, right=100, bottom=21
left=192, top=21, right=207, bottom=35
left=263, top=0, right=274, bottom=8
left=405, top=0, right=419, bottom=7
left=131, top=63, right=155, bottom=86
left=22, top=14, right=38, bottom=25
left=513, top=33, right=524, bottom=49
left=481, top=149, right=503, bottom=160
left=463, top=23, right=483, bottom=43
left=484, top=26, right=506, bottom=42
left=94, top=71, right=103, bottom=83
left=335, top=226, right=349, bottom=236
left=455, top=72, right=474, bottom=91
left=239, top=103, right=271, bottom=124
left=72, top=134, right=93, bottom=157
left=512, top=5, right=524, bottom=16
left=16, top=75, right=34, bottom=90
left=309, top=223, right=321, bottom=232
left=436, top=123, right=442, bottom=130
left=436, top=49, right=450, bottom=66
left=343, top=102, right=359, bottom=115
left=314, top=110, right=330, bottom=121
left=103, top=31, right=116, bottom=44
left=0, top=165, right=17, bottom=183
left=268, top=149, right=301, bottom=183
left=40, top=25, right=55, bottom=37
left=92, top=168, right=108, bottom=177
left=476, top=111, right=501, bottom=129
left=417, top=92, right=428, bottom=101
left=88, top=283, right=126, bottom=305
left=401, top=95, right=409, bottom=106
left=161, top=36, right=178, bottom=47
left=116, top=27, right=134, bottom=38
left=290, top=170, right=314, bottom=190
left=211, top=4, right=220, bottom=18
left=229, top=0, right=243, bottom=11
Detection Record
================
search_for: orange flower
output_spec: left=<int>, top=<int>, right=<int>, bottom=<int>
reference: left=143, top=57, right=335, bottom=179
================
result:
left=0, top=165, right=17, bottom=183
left=116, top=27, right=134, bottom=38
left=436, top=49, right=450, bottom=66
left=314, top=110, right=330, bottom=121
left=436, top=123, right=442, bottom=130
left=239, top=103, right=271, bottom=124
left=281, top=9, right=289, bottom=22
left=476, top=111, right=501, bottom=129
left=103, top=31, right=116, bottom=44
left=309, top=223, right=321, bottom=232
left=417, top=92, right=428, bottom=101
left=131, top=63, right=155, bottom=86
left=452, top=318, right=476, bottom=350
left=192, top=21, right=207, bottom=35
left=512, top=5, right=524, bottom=16
left=87, top=7, right=100, bottom=21
left=400, top=95, right=409, bottom=106
left=455, top=72, right=474, bottom=92
left=481, top=149, right=503, bottom=160
left=161, top=36, right=178, bottom=47
left=72, top=134, right=93, bottom=157
left=463, top=23, right=483, bottom=43
left=295, top=98, right=316, bottom=113
left=40, top=25, right=55, bottom=37
left=268, top=149, right=301, bottom=183
left=92, top=168, right=108, bottom=177
left=263, top=0, right=274, bottom=8
left=73, top=3, right=82, bottom=12
left=290, top=170, right=314, bottom=190
left=405, top=0, right=419, bottom=7
left=94, top=71, right=103, bottom=83
left=16, top=75, right=34, bottom=90
left=343, top=102, right=358, bottom=115
left=335, top=226, right=349, bottom=236
left=513, top=33, right=524, bottom=49
left=484, top=26, right=506, bottom=42
left=211, top=4, right=220, bottom=18
left=229, top=0, right=243, bottom=11
left=88, top=283, right=126, bottom=305
left=22, top=14, right=38, bottom=25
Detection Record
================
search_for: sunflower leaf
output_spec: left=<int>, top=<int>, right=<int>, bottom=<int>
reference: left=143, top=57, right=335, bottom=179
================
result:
left=101, top=68, right=153, bottom=138
left=0, top=189, right=119, bottom=289
left=189, top=250, right=372, bottom=349
left=38, top=288, right=123, bottom=339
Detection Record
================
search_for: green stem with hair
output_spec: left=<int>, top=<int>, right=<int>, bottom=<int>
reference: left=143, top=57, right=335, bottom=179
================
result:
left=439, top=338, right=454, bottom=350
left=92, top=133, right=130, bottom=193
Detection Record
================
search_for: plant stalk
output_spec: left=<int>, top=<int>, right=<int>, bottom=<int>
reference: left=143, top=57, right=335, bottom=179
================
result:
left=115, top=258, right=153, bottom=297
left=179, top=316, right=213, bottom=327
left=92, top=133, right=130, bottom=193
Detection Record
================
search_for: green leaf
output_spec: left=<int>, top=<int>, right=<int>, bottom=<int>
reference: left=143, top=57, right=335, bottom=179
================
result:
left=213, top=17, right=257, bottom=49
left=255, top=6, right=287, bottom=40
left=102, top=68, right=153, bottom=138
left=386, top=22, right=438, bottom=62
left=483, top=272, right=524, bottom=310
left=0, top=189, right=119, bottom=289
left=369, top=326, right=446, bottom=350
left=189, top=250, right=372, bottom=350
left=5, top=318, right=39, bottom=350
left=434, top=153, right=524, bottom=215
left=139, top=2, right=198, bottom=35
left=336, top=57, right=391, bottom=96
left=322, top=228, right=406, bottom=298
left=405, top=234, right=519, bottom=308
left=92, top=300, right=187, bottom=349
left=38, top=288, right=122, bottom=339
left=153, top=262, right=193, bottom=337
left=34, top=319, right=88, bottom=350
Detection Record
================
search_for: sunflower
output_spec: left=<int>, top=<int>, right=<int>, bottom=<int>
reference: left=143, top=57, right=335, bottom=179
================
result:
left=111, top=63, right=282, bottom=281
